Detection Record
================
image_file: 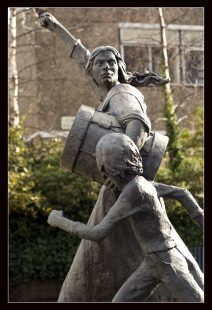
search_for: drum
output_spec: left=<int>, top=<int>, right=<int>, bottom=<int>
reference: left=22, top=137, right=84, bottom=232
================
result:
left=60, top=105, right=169, bottom=182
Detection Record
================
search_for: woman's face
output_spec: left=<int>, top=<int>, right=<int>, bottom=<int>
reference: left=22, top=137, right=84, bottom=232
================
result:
left=91, top=51, right=119, bottom=87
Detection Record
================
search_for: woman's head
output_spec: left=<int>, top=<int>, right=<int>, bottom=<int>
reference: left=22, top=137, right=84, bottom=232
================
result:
left=86, top=46, right=131, bottom=86
left=86, top=46, right=169, bottom=88
left=96, top=133, right=143, bottom=180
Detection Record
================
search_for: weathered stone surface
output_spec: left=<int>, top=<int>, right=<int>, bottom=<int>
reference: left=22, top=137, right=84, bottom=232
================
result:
left=38, top=11, right=203, bottom=302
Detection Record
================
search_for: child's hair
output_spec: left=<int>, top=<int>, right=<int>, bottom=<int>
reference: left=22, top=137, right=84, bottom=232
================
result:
left=96, top=133, right=143, bottom=180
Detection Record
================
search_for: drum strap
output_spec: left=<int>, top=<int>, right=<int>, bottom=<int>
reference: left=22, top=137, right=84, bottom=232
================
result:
left=91, top=111, right=122, bottom=129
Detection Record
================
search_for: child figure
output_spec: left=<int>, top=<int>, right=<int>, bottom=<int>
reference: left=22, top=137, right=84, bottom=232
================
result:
left=48, top=133, right=204, bottom=302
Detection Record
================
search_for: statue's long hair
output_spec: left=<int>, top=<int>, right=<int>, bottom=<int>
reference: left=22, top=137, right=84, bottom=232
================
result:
left=86, top=46, right=169, bottom=87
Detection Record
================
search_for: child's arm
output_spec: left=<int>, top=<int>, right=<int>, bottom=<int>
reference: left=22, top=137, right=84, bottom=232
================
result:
left=153, top=182, right=204, bottom=229
left=48, top=210, right=106, bottom=241
left=47, top=188, right=141, bottom=241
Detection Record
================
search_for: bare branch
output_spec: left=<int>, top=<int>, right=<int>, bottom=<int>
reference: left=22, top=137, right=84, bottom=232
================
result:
left=18, top=57, right=62, bottom=75
left=177, top=115, right=188, bottom=124
left=18, top=77, right=66, bottom=86
left=165, top=11, right=188, bottom=27
left=16, top=27, right=44, bottom=39
left=16, top=8, right=31, bottom=15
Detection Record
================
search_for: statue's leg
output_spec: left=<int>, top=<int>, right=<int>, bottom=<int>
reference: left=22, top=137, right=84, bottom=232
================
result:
left=160, top=198, right=204, bottom=289
left=148, top=248, right=204, bottom=302
left=112, top=260, right=159, bottom=302
left=176, top=245, right=204, bottom=289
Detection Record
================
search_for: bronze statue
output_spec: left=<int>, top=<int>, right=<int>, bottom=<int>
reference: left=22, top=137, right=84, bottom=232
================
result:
left=48, top=133, right=204, bottom=302
left=38, top=11, right=204, bottom=302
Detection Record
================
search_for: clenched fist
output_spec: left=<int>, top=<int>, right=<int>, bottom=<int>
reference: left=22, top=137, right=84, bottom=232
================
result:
left=48, top=209, right=64, bottom=227
left=39, top=12, right=59, bottom=31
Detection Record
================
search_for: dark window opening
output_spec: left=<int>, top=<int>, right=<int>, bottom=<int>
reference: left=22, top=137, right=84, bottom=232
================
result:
left=184, top=50, right=203, bottom=85
left=124, top=45, right=179, bottom=83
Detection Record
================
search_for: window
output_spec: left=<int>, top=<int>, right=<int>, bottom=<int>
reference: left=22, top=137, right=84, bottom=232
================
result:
left=184, top=49, right=203, bottom=84
left=119, top=23, right=203, bottom=86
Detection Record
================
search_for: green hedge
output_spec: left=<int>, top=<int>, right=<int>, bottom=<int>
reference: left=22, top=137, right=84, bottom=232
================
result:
left=9, top=125, right=100, bottom=289
left=9, top=107, right=203, bottom=290
left=156, top=107, right=203, bottom=246
left=9, top=214, right=80, bottom=288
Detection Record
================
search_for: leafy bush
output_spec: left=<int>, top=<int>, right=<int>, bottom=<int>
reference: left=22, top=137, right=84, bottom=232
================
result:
left=9, top=124, right=45, bottom=217
left=9, top=106, right=203, bottom=290
left=29, top=137, right=100, bottom=221
left=9, top=124, right=100, bottom=289
left=9, top=214, right=80, bottom=288
left=156, top=107, right=204, bottom=246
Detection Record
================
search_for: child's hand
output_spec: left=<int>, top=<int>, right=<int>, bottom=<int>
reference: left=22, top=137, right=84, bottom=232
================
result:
left=48, top=210, right=64, bottom=227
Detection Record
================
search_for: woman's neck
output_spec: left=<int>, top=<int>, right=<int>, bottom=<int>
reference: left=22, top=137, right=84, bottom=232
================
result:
left=99, top=81, right=120, bottom=102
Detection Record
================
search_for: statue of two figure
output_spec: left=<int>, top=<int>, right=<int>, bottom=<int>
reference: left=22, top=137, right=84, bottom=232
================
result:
left=38, top=11, right=204, bottom=302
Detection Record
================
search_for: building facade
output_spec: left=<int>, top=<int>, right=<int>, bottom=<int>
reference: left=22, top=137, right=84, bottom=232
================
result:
left=14, top=7, right=204, bottom=137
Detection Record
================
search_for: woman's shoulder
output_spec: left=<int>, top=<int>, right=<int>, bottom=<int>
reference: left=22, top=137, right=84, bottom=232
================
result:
left=110, top=83, right=144, bottom=99
left=100, top=83, right=145, bottom=112
left=104, top=83, right=144, bottom=107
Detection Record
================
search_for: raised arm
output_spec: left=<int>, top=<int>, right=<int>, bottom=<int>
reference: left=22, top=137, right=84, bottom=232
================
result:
left=38, top=12, right=90, bottom=70
left=153, top=182, right=204, bottom=229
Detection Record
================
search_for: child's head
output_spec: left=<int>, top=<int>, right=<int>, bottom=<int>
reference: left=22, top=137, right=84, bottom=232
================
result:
left=96, top=133, right=143, bottom=180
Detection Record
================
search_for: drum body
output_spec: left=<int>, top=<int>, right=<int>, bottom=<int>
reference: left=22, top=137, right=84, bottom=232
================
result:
left=61, top=105, right=169, bottom=182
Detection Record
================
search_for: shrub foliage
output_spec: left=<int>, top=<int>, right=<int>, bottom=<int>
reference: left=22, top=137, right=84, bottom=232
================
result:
left=9, top=125, right=100, bottom=289
left=9, top=107, right=203, bottom=290
left=156, top=107, right=203, bottom=246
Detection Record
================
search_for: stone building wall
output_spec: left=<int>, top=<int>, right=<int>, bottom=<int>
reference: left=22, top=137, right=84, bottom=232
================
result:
left=15, top=7, right=203, bottom=137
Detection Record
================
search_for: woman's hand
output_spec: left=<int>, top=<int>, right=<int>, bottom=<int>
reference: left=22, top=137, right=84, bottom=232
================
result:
left=102, top=173, right=119, bottom=191
left=39, top=12, right=59, bottom=31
